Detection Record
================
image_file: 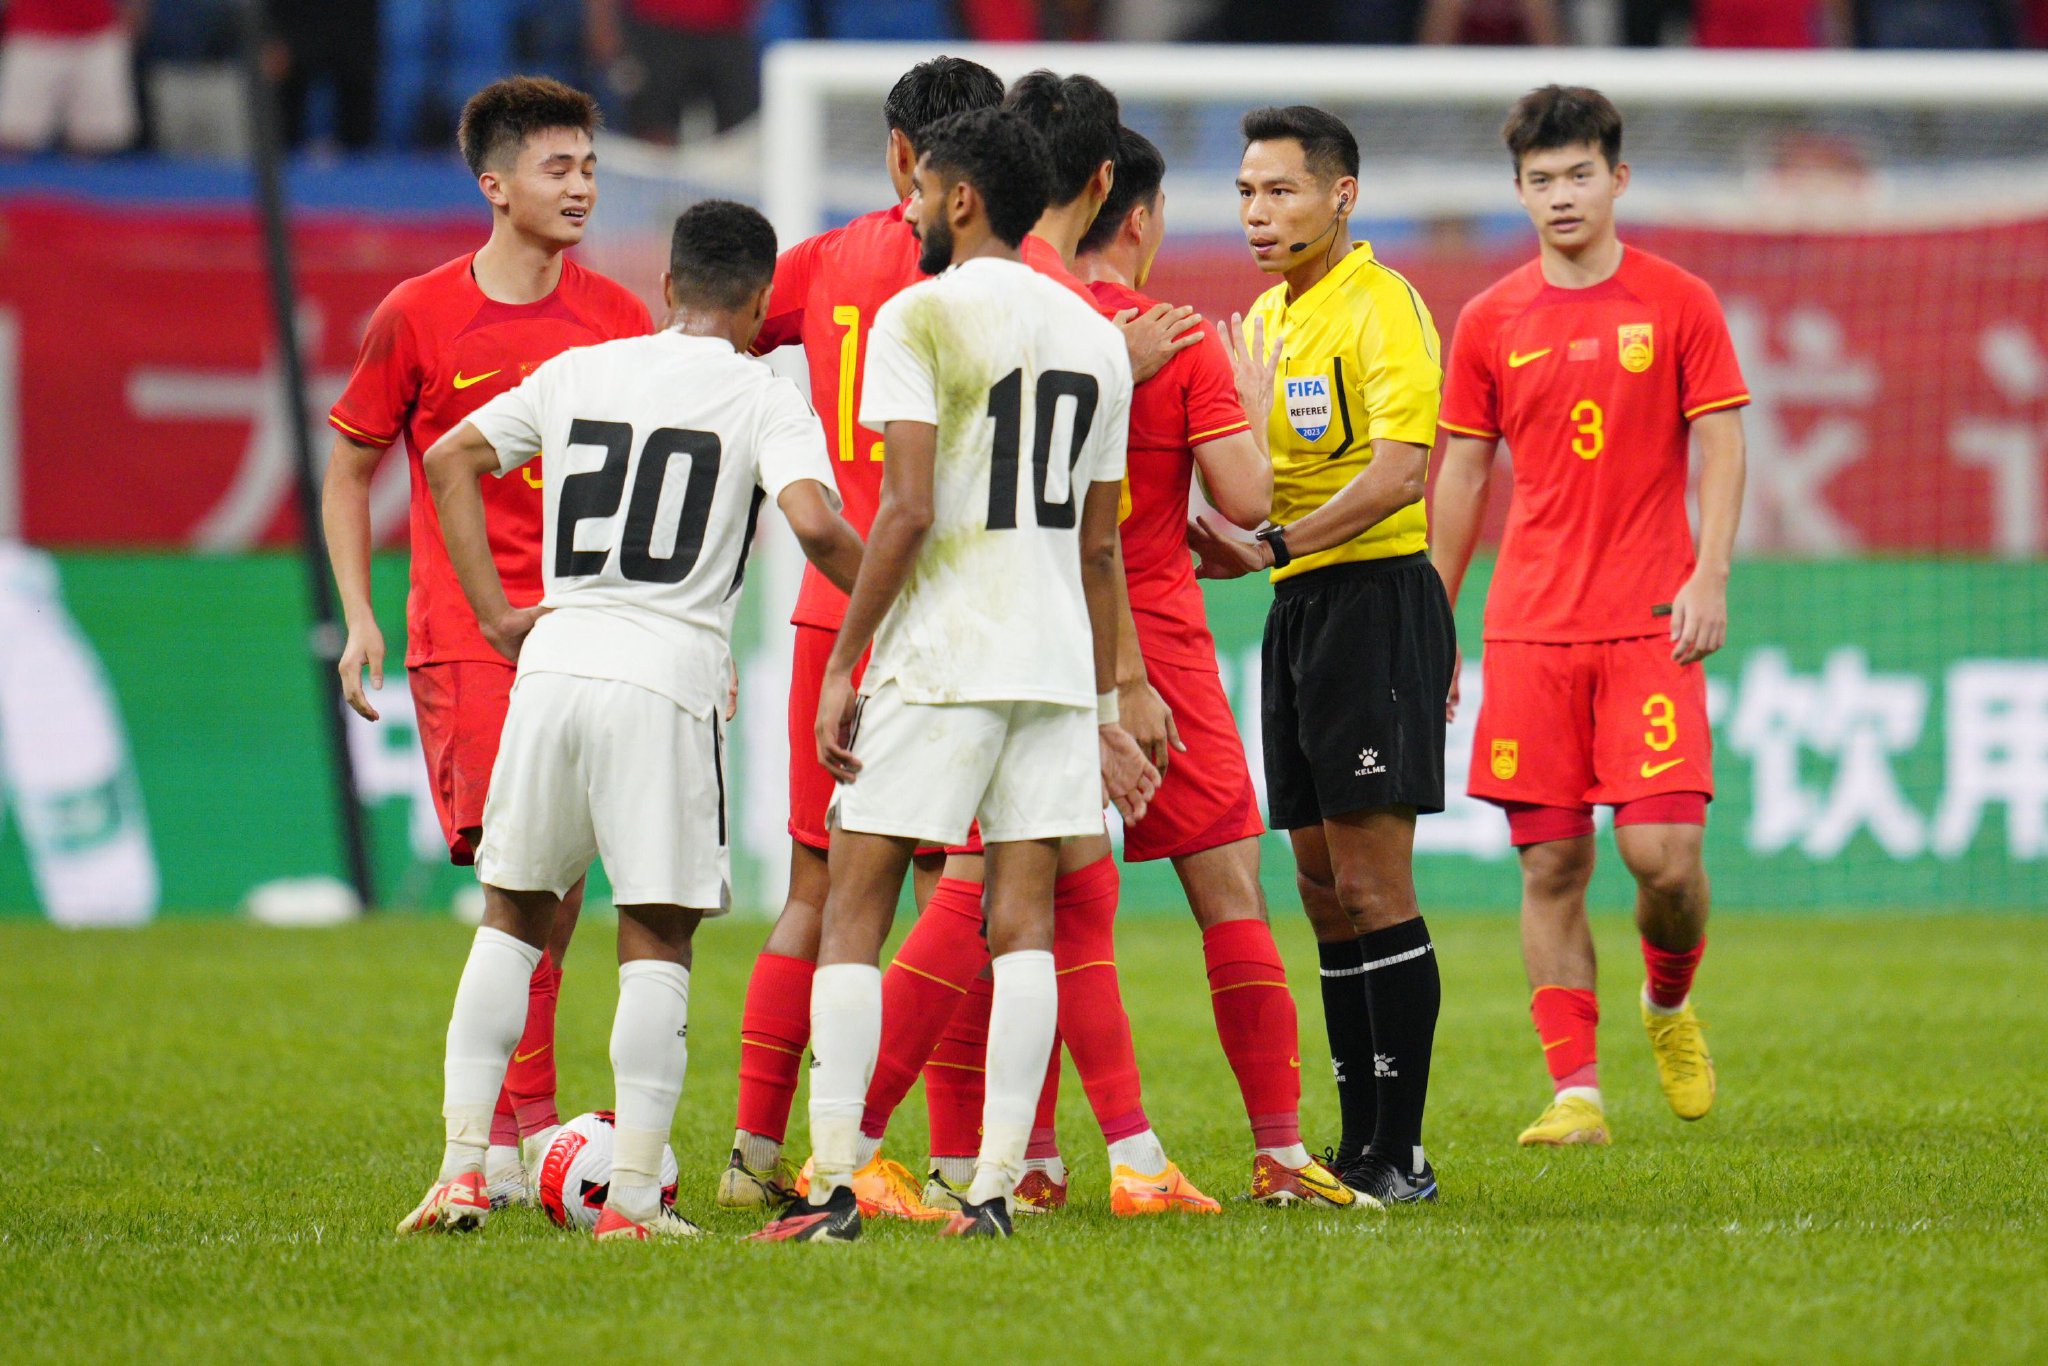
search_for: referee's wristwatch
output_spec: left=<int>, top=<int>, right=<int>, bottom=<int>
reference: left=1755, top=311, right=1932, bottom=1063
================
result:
left=1255, top=523, right=1293, bottom=569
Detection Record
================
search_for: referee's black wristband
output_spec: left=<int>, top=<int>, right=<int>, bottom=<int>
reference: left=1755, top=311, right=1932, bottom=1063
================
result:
left=1256, top=524, right=1293, bottom=569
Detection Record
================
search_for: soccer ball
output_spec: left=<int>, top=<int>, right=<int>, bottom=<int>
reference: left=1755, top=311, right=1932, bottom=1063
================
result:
left=536, top=1110, right=681, bottom=1231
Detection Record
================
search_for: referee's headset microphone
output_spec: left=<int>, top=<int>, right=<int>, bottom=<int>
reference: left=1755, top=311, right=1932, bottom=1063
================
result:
left=1289, top=194, right=1350, bottom=255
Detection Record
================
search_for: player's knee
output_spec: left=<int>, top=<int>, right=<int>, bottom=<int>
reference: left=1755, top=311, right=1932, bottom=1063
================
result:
left=1631, top=852, right=1702, bottom=904
left=1520, top=841, right=1595, bottom=902
left=1332, top=866, right=1414, bottom=931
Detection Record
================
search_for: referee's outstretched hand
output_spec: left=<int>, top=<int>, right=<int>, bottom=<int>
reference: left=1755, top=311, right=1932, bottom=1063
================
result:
left=1188, top=515, right=1264, bottom=580
left=1221, top=312, right=1283, bottom=425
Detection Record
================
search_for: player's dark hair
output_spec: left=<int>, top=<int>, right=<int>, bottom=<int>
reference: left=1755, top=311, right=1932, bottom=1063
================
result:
left=1240, top=105, right=1359, bottom=184
left=919, top=107, right=1053, bottom=248
left=669, top=200, right=778, bottom=310
left=1078, top=125, right=1166, bottom=257
left=458, top=75, right=602, bottom=177
left=1002, top=70, right=1120, bottom=207
left=1504, top=85, right=1624, bottom=173
left=884, top=55, right=1006, bottom=155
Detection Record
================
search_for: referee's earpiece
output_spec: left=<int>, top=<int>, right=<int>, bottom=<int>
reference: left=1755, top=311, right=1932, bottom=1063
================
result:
left=1290, top=195, right=1350, bottom=254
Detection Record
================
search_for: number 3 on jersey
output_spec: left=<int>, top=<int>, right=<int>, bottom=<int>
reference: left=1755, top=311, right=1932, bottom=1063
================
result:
left=985, top=367, right=1100, bottom=530
left=1571, top=399, right=1604, bottom=460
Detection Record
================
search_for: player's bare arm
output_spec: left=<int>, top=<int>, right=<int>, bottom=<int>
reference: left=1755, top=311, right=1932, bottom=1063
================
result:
left=1192, top=432, right=1272, bottom=530
left=815, top=417, right=936, bottom=784
left=421, top=420, right=546, bottom=663
left=1111, top=539, right=1183, bottom=774
left=1082, top=478, right=1161, bottom=823
left=1670, top=407, right=1746, bottom=665
left=320, top=430, right=390, bottom=720
left=1114, top=302, right=1204, bottom=382
left=776, top=479, right=865, bottom=596
left=1429, top=432, right=1501, bottom=720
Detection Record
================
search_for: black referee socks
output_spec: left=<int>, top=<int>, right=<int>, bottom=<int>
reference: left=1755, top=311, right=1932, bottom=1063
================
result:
left=1316, top=938, right=1377, bottom=1168
left=1358, top=916, right=1440, bottom=1173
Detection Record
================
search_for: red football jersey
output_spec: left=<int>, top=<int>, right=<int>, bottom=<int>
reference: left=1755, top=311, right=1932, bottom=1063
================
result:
left=1440, top=246, right=1748, bottom=644
left=752, top=202, right=931, bottom=631
left=1087, top=279, right=1248, bottom=669
left=329, top=253, right=651, bottom=668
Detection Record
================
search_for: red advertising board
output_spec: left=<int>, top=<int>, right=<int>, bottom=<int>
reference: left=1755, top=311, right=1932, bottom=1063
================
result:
left=4, top=199, right=2045, bottom=554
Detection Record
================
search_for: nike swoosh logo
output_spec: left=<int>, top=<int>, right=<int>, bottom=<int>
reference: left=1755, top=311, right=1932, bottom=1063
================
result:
left=1507, top=348, right=1552, bottom=368
left=1641, top=758, right=1687, bottom=778
left=1288, top=1057, right=1300, bottom=1069
left=512, top=1043, right=551, bottom=1063
left=1542, top=1037, right=1573, bottom=1051
left=452, top=369, right=502, bottom=389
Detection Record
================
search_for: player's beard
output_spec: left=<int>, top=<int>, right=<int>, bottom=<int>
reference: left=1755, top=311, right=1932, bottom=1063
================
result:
left=917, top=216, right=955, bottom=276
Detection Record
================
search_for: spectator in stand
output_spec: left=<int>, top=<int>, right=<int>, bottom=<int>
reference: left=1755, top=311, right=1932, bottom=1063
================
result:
left=1419, top=0, right=1562, bottom=44
left=0, top=0, right=144, bottom=154
left=263, top=0, right=378, bottom=151
left=585, top=0, right=759, bottom=142
left=1856, top=0, right=2018, bottom=48
left=1690, top=0, right=1848, bottom=46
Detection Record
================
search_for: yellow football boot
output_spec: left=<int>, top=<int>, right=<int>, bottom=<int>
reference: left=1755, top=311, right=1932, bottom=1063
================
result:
left=795, top=1154, right=949, bottom=1220
left=1517, top=1093, right=1612, bottom=1146
left=1109, top=1161, right=1222, bottom=1216
left=1643, top=994, right=1717, bottom=1120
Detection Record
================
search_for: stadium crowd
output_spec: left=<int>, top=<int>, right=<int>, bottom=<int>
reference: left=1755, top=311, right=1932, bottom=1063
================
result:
left=3, top=0, right=2046, bottom=157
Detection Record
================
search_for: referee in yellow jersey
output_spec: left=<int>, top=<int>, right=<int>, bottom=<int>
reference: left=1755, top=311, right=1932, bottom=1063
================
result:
left=1195, top=105, right=1454, bottom=1207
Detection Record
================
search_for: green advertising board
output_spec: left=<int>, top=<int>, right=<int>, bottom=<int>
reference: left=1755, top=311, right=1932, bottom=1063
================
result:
left=0, top=551, right=2041, bottom=918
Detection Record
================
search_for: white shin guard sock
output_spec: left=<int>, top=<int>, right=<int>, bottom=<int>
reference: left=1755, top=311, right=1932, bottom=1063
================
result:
left=441, top=926, right=544, bottom=1180
left=970, top=950, right=1058, bottom=1206
left=808, top=963, right=882, bottom=1197
left=608, top=959, right=690, bottom=1223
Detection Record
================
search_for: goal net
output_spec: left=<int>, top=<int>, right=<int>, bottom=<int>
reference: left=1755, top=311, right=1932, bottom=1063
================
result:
left=594, top=43, right=2048, bottom=913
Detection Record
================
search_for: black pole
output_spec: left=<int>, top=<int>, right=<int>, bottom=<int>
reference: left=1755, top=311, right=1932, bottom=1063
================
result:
left=239, top=1, right=376, bottom=909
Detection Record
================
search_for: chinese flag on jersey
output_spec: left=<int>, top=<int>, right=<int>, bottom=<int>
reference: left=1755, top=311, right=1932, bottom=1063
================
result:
left=1440, top=246, right=1749, bottom=645
left=328, top=253, right=651, bottom=668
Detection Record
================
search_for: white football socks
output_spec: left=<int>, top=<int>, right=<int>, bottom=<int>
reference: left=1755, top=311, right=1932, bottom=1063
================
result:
left=735, top=1129, right=783, bottom=1171
left=808, top=963, right=881, bottom=1200
left=1106, top=1130, right=1168, bottom=1176
left=1258, top=1143, right=1313, bottom=1169
left=440, top=926, right=543, bottom=1181
left=608, top=959, right=690, bottom=1224
left=968, top=950, right=1058, bottom=1207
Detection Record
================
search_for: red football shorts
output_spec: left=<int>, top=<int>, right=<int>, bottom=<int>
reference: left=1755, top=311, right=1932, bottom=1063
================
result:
left=788, top=623, right=859, bottom=852
left=1468, top=635, right=1713, bottom=823
left=409, top=659, right=516, bottom=866
left=1122, top=655, right=1265, bottom=863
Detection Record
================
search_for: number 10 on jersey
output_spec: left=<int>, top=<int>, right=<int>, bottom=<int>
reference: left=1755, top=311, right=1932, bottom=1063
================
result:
left=985, top=367, right=1100, bottom=531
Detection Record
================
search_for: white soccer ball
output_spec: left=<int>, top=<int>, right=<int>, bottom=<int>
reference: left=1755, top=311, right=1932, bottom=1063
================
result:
left=536, top=1111, right=681, bottom=1230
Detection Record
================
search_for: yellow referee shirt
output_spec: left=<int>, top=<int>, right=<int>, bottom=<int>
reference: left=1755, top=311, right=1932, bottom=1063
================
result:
left=1246, top=241, right=1443, bottom=581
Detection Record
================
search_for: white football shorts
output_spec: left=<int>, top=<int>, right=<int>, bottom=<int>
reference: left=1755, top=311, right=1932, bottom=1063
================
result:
left=477, top=672, right=730, bottom=911
left=831, top=680, right=1102, bottom=846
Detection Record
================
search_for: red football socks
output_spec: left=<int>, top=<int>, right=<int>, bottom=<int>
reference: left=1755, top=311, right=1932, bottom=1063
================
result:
left=863, top=877, right=992, bottom=1140
left=1642, top=936, right=1706, bottom=1010
left=1530, top=984, right=1600, bottom=1093
left=735, top=951, right=814, bottom=1142
left=1202, top=918, right=1303, bottom=1149
left=493, top=953, right=562, bottom=1143
left=924, top=973, right=993, bottom=1159
left=1051, top=856, right=1148, bottom=1144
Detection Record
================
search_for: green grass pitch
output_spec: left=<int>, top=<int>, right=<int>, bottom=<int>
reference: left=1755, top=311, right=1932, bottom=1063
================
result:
left=2, top=910, right=2044, bottom=1363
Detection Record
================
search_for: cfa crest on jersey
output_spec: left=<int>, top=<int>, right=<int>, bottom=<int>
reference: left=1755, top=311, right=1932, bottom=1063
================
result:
left=1490, top=739, right=1519, bottom=780
left=1619, top=323, right=1654, bottom=373
left=1285, top=375, right=1333, bottom=442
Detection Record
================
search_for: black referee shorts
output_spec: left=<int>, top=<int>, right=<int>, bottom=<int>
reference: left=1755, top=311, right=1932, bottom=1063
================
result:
left=1260, top=552, right=1458, bottom=830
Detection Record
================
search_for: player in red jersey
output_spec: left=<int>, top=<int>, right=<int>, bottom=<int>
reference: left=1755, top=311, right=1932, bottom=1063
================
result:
left=720, top=62, right=1208, bottom=1217
left=1431, top=86, right=1748, bottom=1147
left=323, top=78, right=651, bottom=1203
left=838, top=76, right=1225, bottom=1220
left=1076, top=126, right=1357, bottom=1207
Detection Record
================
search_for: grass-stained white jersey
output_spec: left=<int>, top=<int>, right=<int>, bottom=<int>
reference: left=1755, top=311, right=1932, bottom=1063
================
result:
left=467, top=330, right=838, bottom=717
left=858, top=257, right=1131, bottom=707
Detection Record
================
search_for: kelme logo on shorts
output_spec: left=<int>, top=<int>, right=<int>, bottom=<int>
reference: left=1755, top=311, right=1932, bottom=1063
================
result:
left=1286, top=376, right=1332, bottom=442
left=1355, top=747, right=1386, bottom=777
left=1491, top=739, right=1519, bottom=780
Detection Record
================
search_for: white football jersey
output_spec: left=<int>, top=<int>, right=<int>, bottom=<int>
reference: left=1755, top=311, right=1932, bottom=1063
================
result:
left=467, top=330, right=837, bottom=717
left=859, top=257, right=1131, bottom=707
